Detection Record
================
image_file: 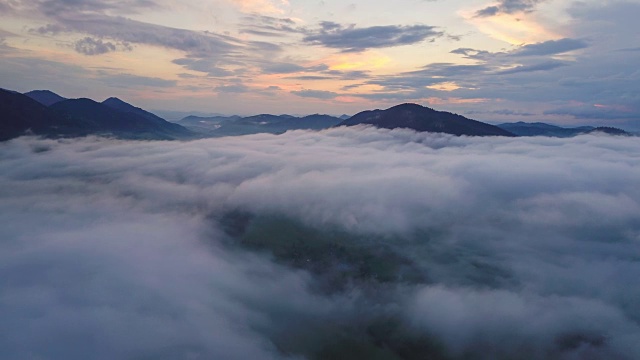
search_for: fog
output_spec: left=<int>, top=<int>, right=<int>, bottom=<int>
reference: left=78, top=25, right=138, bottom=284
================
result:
left=1, top=127, right=639, bottom=359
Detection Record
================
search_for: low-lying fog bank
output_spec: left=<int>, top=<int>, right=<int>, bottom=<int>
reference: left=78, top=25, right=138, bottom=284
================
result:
left=1, top=127, right=639, bottom=359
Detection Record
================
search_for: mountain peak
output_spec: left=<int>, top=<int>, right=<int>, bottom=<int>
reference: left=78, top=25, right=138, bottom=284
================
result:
left=24, top=89, right=67, bottom=106
left=103, top=97, right=127, bottom=105
left=388, top=103, right=434, bottom=112
left=339, top=104, right=514, bottom=137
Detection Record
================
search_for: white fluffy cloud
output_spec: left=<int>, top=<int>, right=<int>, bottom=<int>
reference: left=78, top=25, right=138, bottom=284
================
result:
left=1, top=128, right=639, bottom=359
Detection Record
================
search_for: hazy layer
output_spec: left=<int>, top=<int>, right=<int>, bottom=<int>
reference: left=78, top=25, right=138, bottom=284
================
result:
left=1, top=127, right=639, bottom=359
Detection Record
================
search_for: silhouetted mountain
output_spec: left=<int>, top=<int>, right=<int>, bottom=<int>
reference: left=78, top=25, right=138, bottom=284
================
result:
left=497, top=122, right=594, bottom=137
left=0, top=89, right=81, bottom=141
left=103, top=97, right=161, bottom=122
left=339, top=103, right=514, bottom=137
left=102, top=97, right=191, bottom=136
left=339, top=114, right=350, bottom=120
left=291, top=114, right=344, bottom=129
left=51, top=98, right=192, bottom=139
left=1, top=88, right=192, bottom=141
left=586, top=127, right=631, bottom=136
left=24, top=90, right=67, bottom=106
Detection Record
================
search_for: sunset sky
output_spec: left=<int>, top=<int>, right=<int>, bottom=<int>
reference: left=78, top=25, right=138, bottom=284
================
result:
left=1, top=0, right=638, bottom=128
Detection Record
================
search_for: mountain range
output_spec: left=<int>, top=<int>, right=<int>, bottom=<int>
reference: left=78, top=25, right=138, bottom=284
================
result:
left=1, top=88, right=632, bottom=141
left=178, top=113, right=344, bottom=136
left=497, top=121, right=631, bottom=137
left=1, top=89, right=192, bottom=141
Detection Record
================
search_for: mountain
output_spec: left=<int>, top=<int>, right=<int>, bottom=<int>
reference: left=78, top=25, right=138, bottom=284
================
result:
left=291, top=114, right=344, bottom=130
left=103, top=97, right=162, bottom=122
left=177, top=115, right=241, bottom=133
left=339, top=114, right=351, bottom=120
left=102, top=97, right=191, bottom=137
left=1, top=89, right=192, bottom=141
left=179, top=115, right=240, bottom=125
left=586, top=126, right=631, bottom=136
left=497, top=122, right=632, bottom=137
left=497, top=122, right=594, bottom=137
left=216, top=114, right=342, bottom=136
left=0, top=89, right=81, bottom=141
left=50, top=98, right=192, bottom=139
left=181, top=113, right=343, bottom=136
left=24, top=90, right=67, bottom=106
left=339, top=103, right=514, bottom=137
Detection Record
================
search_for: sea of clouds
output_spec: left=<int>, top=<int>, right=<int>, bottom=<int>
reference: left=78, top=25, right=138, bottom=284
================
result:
left=1, top=126, right=639, bottom=359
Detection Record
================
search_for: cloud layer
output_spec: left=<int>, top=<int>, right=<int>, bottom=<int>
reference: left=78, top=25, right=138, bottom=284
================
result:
left=303, top=22, right=443, bottom=53
left=1, top=129, right=640, bottom=359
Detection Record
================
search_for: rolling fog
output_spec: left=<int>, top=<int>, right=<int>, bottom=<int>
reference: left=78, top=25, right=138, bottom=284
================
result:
left=1, top=126, right=639, bottom=359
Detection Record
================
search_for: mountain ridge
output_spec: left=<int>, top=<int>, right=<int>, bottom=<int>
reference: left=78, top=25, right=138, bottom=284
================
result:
left=497, top=122, right=630, bottom=137
left=24, top=90, right=67, bottom=106
left=0, top=89, right=192, bottom=141
left=340, top=103, right=515, bottom=137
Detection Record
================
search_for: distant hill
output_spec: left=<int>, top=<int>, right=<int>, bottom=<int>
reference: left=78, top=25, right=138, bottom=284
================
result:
left=180, top=113, right=343, bottom=136
left=497, top=122, right=631, bottom=137
left=339, top=103, right=514, bottom=137
left=497, top=122, right=594, bottom=137
left=177, top=115, right=241, bottom=133
left=586, top=127, right=631, bottom=136
left=0, top=89, right=192, bottom=141
left=24, top=90, right=67, bottom=106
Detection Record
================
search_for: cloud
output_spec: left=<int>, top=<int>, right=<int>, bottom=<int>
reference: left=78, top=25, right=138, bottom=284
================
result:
left=74, top=37, right=128, bottom=55
left=215, top=83, right=250, bottom=93
left=303, top=21, right=443, bottom=52
left=364, top=63, right=489, bottom=92
left=617, top=47, right=640, bottom=52
left=544, top=105, right=639, bottom=121
left=230, top=0, right=290, bottom=14
left=0, top=28, right=17, bottom=53
left=1, top=130, right=640, bottom=358
left=512, top=38, right=589, bottom=56
left=43, top=14, right=239, bottom=59
left=261, top=62, right=307, bottom=74
left=172, top=58, right=236, bottom=77
left=475, top=0, right=544, bottom=17
left=290, top=89, right=338, bottom=99
left=30, top=23, right=68, bottom=35
left=468, top=109, right=536, bottom=116
left=33, top=0, right=162, bottom=16
left=97, top=73, right=177, bottom=88
left=239, top=14, right=299, bottom=37
left=0, top=57, right=91, bottom=93
left=497, top=60, right=567, bottom=74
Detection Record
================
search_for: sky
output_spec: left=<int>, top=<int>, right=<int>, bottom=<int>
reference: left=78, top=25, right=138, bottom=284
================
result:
left=0, top=0, right=639, bottom=128
left=2, top=130, right=640, bottom=359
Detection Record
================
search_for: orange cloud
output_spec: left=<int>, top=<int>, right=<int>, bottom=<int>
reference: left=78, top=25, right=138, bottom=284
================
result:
left=230, top=0, right=289, bottom=14
left=427, top=82, right=461, bottom=92
left=462, top=8, right=559, bottom=45
left=324, top=52, right=391, bottom=72
left=425, top=97, right=489, bottom=105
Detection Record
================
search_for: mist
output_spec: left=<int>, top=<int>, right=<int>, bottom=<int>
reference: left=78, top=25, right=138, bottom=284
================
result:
left=1, top=127, right=639, bottom=359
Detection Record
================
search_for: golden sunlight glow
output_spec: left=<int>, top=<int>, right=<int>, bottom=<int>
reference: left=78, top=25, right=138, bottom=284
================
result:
left=325, top=51, right=391, bottom=71
left=230, top=0, right=289, bottom=14
left=427, top=82, right=461, bottom=92
left=425, top=97, right=489, bottom=105
left=462, top=9, right=559, bottom=45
